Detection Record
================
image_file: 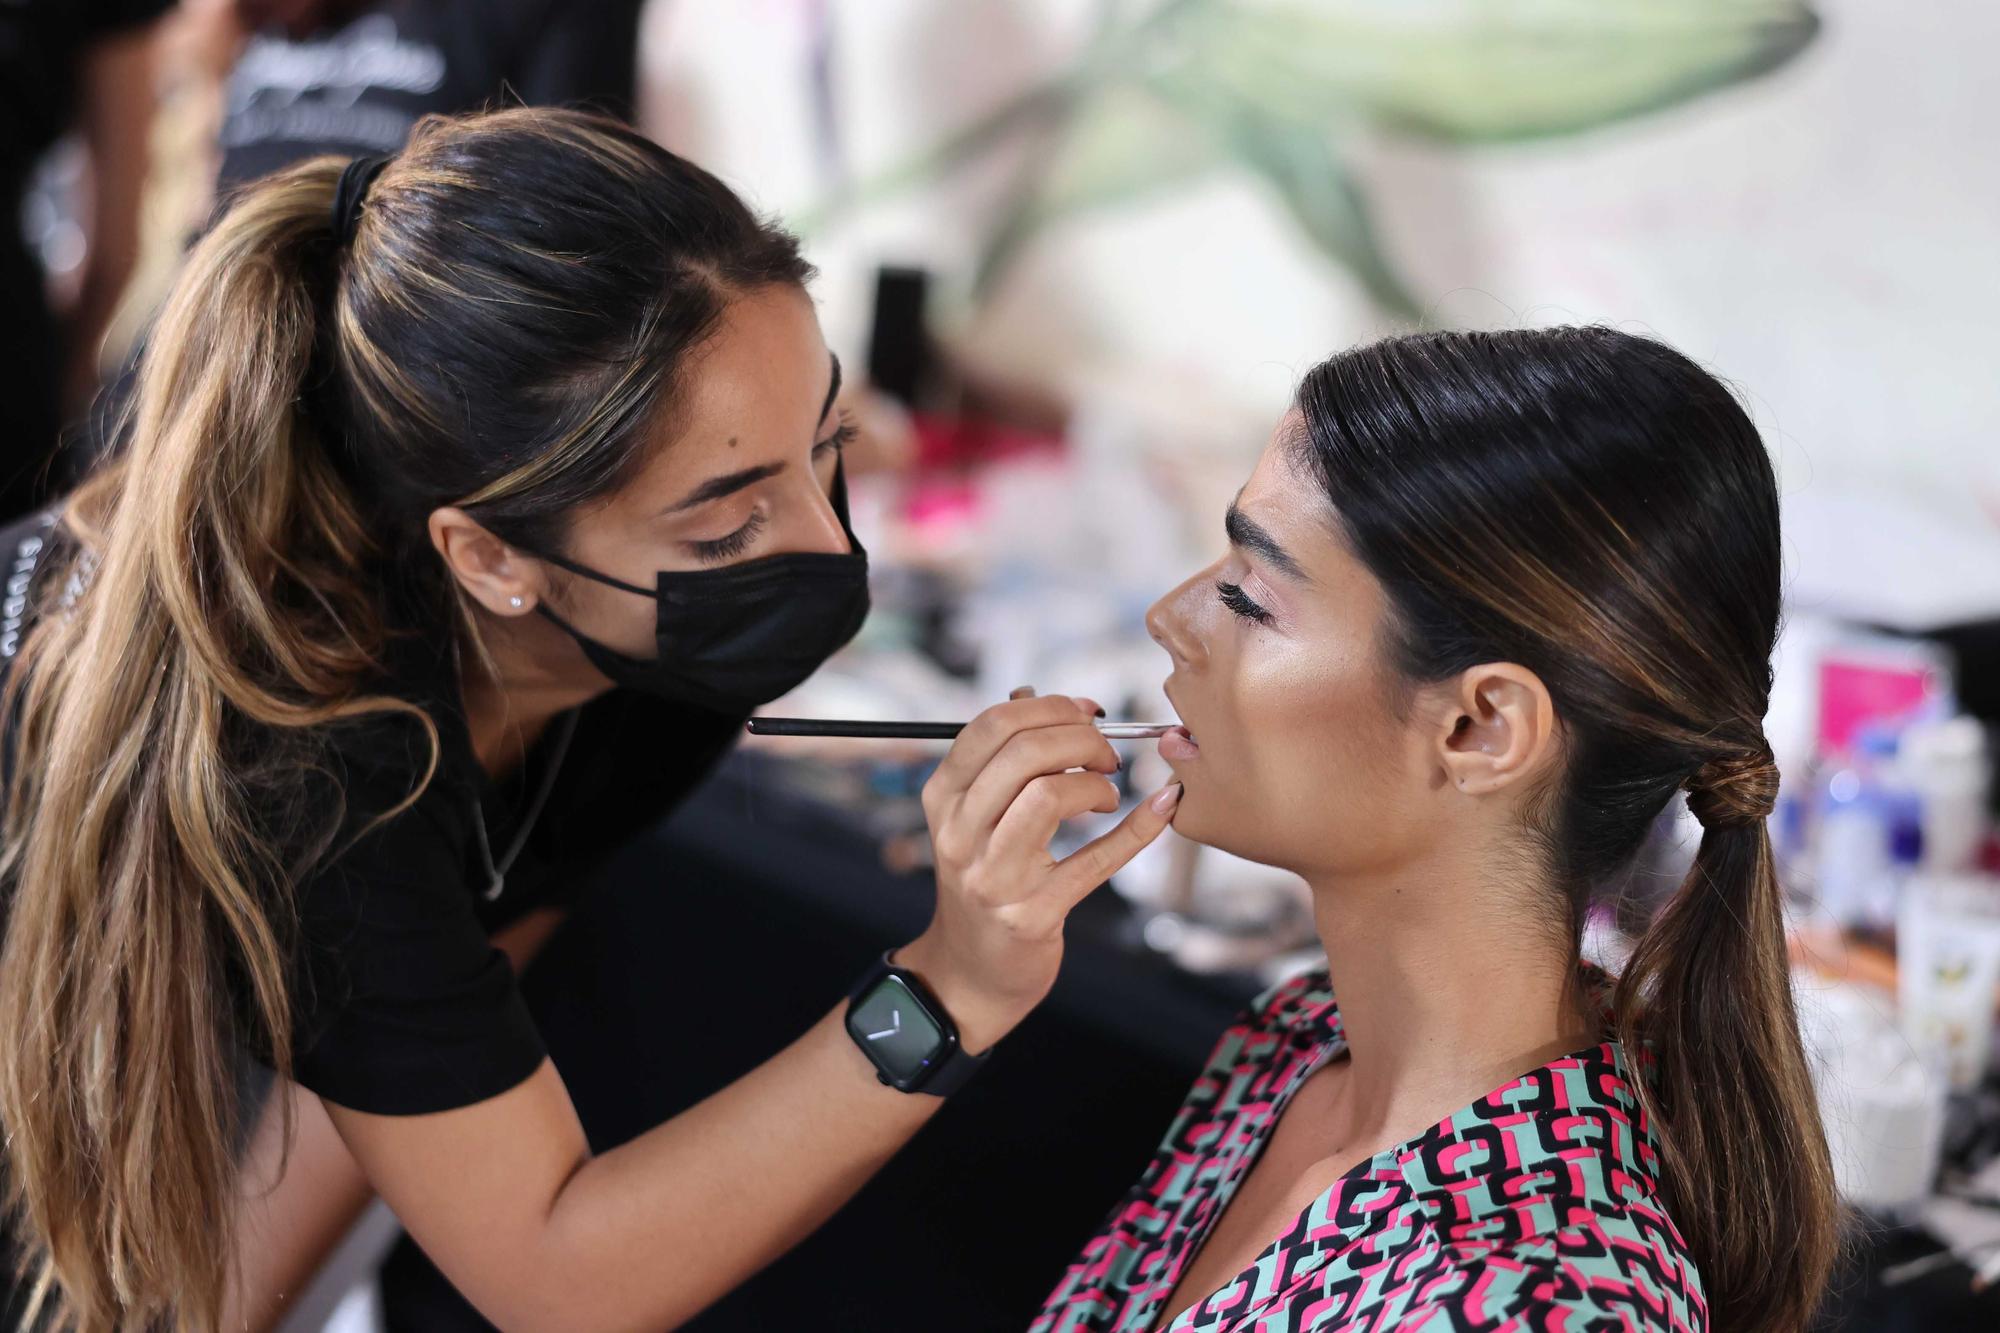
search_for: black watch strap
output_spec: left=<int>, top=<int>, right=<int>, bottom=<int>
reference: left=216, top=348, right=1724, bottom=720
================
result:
left=846, top=950, right=989, bottom=1097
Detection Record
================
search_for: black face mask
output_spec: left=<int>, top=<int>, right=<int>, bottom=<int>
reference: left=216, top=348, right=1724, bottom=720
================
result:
left=529, top=458, right=870, bottom=715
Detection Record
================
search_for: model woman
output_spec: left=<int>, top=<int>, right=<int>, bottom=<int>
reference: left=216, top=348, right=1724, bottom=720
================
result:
left=1033, top=327, right=1838, bottom=1333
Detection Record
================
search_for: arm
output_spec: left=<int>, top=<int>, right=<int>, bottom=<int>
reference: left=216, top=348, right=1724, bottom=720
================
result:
left=224, top=906, right=570, bottom=1332
left=227, top=1077, right=375, bottom=1333
left=64, top=19, right=162, bottom=417
left=328, top=694, right=1180, bottom=1331
left=333, top=1015, right=926, bottom=1331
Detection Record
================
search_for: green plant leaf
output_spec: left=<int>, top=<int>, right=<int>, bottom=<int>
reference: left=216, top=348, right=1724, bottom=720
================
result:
left=973, top=78, right=1226, bottom=294
left=1158, top=0, right=1821, bottom=143
left=1151, top=76, right=1423, bottom=318
left=810, top=0, right=1820, bottom=313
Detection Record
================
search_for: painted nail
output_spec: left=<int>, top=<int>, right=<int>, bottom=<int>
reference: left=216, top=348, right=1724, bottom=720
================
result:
left=1009, top=685, right=1037, bottom=700
left=1149, top=782, right=1183, bottom=814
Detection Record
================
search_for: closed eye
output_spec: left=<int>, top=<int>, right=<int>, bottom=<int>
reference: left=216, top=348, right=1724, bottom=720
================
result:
left=689, top=509, right=767, bottom=563
left=1215, top=580, right=1272, bottom=625
left=692, top=414, right=854, bottom=562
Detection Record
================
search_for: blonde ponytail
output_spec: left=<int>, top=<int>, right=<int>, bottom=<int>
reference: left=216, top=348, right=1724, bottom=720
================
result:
left=0, top=159, right=435, bottom=1331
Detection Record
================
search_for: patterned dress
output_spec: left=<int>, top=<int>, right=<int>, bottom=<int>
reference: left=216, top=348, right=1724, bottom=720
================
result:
left=1031, top=968, right=1706, bottom=1333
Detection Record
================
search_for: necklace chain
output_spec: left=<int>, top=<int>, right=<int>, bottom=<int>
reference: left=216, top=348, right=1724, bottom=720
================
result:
left=471, top=708, right=582, bottom=901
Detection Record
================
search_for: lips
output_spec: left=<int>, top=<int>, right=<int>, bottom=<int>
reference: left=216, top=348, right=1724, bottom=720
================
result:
left=1159, top=680, right=1200, bottom=762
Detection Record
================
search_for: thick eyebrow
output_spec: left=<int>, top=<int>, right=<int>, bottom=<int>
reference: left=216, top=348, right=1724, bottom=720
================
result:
left=660, top=461, right=785, bottom=516
left=1224, top=498, right=1307, bottom=582
left=660, top=354, right=843, bottom=516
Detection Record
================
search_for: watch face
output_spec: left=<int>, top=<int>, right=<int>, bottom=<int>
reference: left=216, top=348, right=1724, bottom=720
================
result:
left=847, top=973, right=948, bottom=1086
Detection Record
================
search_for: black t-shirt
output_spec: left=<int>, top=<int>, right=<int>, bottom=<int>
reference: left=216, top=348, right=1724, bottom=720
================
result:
left=66, top=0, right=648, bottom=495
left=0, top=507, right=745, bottom=1115
left=216, top=0, right=646, bottom=193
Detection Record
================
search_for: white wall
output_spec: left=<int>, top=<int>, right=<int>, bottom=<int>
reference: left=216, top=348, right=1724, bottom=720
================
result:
left=1371, top=0, right=2000, bottom=525
left=641, top=0, right=2000, bottom=527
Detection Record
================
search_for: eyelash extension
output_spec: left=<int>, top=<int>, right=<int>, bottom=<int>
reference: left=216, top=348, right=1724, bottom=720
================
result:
left=692, top=509, right=767, bottom=563
left=1215, top=580, right=1273, bottom=625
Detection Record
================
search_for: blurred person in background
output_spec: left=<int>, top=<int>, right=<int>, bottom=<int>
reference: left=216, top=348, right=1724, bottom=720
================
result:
left=0, top=0, right=172, bottom=521
left=207, top=0, right=649, bottom=194
left=61, top=0, right=652, bottom=505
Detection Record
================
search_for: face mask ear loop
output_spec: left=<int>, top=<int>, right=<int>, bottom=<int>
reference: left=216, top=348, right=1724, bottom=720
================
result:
left=519, top=544, right=656, bottom=599
left=533, top=599, right=617, bottom=646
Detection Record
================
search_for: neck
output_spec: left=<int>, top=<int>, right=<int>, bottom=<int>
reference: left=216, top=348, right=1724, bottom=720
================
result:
left=457, top=606, right=609, bottom=778
left=1302, top=839, right=1597, bottom=1141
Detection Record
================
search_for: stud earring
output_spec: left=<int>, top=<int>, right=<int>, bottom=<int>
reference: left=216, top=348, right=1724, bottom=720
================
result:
left=509, top=595, right=524, bottom=609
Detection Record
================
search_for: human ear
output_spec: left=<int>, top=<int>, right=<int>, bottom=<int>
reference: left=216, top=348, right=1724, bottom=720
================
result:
left=1435, top=662, right=1558, bottom=797
left=426, top=506, right=543, bottom=616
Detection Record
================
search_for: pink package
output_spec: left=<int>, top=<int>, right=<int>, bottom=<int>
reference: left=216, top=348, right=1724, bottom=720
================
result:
left=1817, top=644, right=1947, bottom=754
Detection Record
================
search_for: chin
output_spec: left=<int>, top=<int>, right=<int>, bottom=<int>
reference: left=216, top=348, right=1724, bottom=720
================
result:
left=1165, top=791, right=1216, bottom=847
left=1163, top=788, right=1266, bottom=865
left=1174, top=789, right=1344, bottom=881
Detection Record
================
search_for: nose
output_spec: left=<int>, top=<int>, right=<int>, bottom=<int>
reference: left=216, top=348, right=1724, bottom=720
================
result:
left=793, top=468, right=852, bottom=556
left=1145, top=571, right=1208, bottom=671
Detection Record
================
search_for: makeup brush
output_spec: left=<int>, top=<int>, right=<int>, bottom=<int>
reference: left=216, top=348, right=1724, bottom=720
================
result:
left=746, top=718, right=1179, bottom=740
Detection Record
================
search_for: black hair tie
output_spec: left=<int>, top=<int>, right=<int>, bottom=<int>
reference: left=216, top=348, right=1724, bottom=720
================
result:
left=330, top=153, right=392, bottom=247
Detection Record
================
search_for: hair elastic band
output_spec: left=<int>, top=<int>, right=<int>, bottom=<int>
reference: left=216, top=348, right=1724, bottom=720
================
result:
left=330, top=153, right=392, bottom=246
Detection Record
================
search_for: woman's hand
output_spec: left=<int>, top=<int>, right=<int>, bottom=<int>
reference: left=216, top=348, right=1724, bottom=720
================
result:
left=897, top=690, right=1181, bottom=1053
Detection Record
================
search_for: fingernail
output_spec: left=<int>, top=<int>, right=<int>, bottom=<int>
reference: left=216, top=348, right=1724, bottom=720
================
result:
left=1149, top=782, right=1183, bottom=814
left=1094, top=705, right=1108, bottom=718
left=1009, top=685, right=1037, bottom=700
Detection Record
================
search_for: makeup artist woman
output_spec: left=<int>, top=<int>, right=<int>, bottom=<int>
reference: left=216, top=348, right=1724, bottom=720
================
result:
left=0, top=107, right=1181, bottom=1331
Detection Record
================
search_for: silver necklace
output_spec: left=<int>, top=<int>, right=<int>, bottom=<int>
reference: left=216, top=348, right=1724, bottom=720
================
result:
left=471, top=708, right=581, bottom=901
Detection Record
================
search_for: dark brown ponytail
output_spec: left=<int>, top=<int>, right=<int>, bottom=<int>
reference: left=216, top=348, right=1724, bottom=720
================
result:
left=1618, top=740, right=1833, bottom=1332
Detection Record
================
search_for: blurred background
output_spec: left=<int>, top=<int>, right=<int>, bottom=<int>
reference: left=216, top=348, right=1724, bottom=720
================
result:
left=6, top=1, right=1999, bottom=1329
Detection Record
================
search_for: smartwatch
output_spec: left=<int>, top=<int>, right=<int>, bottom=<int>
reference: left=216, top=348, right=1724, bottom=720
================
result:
left=844, top=951, right=988, bottom=1096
